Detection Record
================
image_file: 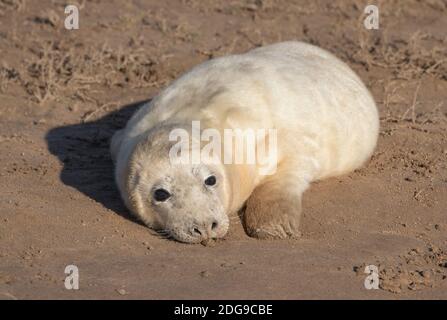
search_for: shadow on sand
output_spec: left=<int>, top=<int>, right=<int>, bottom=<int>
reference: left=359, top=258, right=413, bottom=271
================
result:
left=46, top=100, right=150, bottom=224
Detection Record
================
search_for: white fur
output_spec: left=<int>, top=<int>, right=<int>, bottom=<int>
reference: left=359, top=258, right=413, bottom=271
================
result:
left=111, top=41, right=379, bottom=242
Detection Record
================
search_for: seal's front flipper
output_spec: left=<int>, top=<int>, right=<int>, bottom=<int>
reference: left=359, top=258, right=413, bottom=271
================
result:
left=242, top=176, right=305, bottom=239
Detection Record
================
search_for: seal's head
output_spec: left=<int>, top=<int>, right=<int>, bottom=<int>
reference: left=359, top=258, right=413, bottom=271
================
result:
left=120, top=125, right=231, bottom=243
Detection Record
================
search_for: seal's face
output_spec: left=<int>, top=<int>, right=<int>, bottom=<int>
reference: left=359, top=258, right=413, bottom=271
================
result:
left=125, top=130, right=230, bottom=243
left=148, top=163, right=229, bottom=243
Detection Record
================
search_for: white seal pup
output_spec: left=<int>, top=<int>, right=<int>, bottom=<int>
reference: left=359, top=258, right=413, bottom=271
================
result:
left=111, top=41, right=379, bottom=243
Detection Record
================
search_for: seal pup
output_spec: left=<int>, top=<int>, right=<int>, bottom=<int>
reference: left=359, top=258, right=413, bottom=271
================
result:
left=111, top=41, right=379, bottom=243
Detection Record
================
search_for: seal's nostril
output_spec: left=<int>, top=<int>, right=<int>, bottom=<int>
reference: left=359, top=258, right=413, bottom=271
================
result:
left=193, top=227, right=202, bottom=236
left=211, top=221, right=218, bottom=230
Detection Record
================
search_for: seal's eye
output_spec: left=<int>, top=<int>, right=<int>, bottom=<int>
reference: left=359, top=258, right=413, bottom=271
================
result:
left=204, top=175, right=217, bottom=186
left=153, top=188, right=171, bottom=202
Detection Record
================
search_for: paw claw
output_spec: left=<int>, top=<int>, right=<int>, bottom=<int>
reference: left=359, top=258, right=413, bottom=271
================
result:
left=248, top=225, right=300, bottom=240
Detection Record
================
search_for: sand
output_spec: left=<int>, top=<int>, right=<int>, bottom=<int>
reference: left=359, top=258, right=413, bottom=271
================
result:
left=0, top=0, right=446, bottom=299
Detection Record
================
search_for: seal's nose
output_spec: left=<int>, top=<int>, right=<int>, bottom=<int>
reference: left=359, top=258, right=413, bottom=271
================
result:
left=192, top=219, right=219, bottom=240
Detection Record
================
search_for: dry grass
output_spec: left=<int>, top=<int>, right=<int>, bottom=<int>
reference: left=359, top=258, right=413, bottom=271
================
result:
left=400, top=81, right=421, bottom=123
left=356, top=29, right=447, bottom=80
left=31, top=10, right=60, bottom=28
left=0, top=63, right=20, bottom=93
left=0, top=0, right=26, bottom=11
left=7, top=40, right=163, bottom=105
